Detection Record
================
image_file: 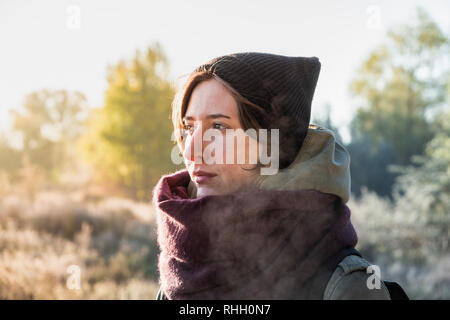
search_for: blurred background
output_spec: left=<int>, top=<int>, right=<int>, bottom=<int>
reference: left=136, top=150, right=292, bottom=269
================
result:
left=0, top=0, right=449, bottom=299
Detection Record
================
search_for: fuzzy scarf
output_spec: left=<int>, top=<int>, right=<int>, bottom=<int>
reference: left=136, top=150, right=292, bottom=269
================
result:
left=153, top=169, right=358, bottom=300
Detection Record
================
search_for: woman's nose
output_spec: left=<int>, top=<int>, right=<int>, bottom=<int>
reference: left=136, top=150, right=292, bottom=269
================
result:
left=183, top=124, right=204, bottom=163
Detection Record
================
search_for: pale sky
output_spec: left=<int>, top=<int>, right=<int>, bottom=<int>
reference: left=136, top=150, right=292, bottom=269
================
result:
left=1, top=0, right=449, bottom=143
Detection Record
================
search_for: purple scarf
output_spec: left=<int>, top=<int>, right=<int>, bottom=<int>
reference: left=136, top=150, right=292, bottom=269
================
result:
left=153, top=169, right=358, bottom=299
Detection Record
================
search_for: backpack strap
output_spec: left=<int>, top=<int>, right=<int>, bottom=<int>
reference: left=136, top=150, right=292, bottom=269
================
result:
left=324, top=246, right=410, bottom=300
left=328, top=247, right=363, bottom=266
left=304, top=246, right=363, bottom=299
left=383, top=281, right=410, bottom=300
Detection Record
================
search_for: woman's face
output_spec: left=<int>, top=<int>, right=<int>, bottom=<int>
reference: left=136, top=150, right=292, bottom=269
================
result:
left=182, top=79, right=261, bottom=198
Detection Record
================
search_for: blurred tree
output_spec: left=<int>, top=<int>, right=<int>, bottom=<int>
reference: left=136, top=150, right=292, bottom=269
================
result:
left=391, top=109, right=450, bottom=255
left=0, top=133, right=21, bottom=179
left=347, top=135, right=397, bottom=197
left=9, top=89, right=87, bottom=181
left=348, top=7, right=449, bottom=197
left=81, top=43, right=178, bottom=200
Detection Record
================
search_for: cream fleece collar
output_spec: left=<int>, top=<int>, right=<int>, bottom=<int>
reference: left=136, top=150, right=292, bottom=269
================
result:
left=256, top=124, right=351, bottom=202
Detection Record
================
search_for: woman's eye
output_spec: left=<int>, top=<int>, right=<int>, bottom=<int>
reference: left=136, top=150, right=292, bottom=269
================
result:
left=183, top=124, right=193, bottom=134
left=213, top=122, right=227, bottom=130
left=183, top=122, right=227, bottom=134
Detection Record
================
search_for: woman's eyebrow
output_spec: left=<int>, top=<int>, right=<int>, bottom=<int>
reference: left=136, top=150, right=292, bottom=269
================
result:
left=183, top=113, right=231, bottom=121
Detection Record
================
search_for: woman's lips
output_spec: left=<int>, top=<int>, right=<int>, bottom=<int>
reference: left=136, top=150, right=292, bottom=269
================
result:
left=194, top=175, right=216, bottom=184
left=193, top=171, right=217, bottom=184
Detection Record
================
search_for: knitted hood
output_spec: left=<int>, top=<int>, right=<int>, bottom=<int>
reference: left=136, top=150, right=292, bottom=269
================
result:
left=194, top=52, right=321, bottom=169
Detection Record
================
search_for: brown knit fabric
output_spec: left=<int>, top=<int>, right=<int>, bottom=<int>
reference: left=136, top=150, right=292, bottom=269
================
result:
left=194, top=52, right=321, bottom=169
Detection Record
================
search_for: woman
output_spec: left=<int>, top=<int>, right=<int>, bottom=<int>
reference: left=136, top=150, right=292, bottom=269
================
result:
left=152, top=52, right=393, bottom=300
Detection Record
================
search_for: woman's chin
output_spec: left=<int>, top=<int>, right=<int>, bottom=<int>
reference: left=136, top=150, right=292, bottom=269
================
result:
left=196, top=186, right=219, bottom=198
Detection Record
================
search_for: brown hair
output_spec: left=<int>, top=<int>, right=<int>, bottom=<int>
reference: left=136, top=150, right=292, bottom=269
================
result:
left=171, top=71, right=272, bottom=169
